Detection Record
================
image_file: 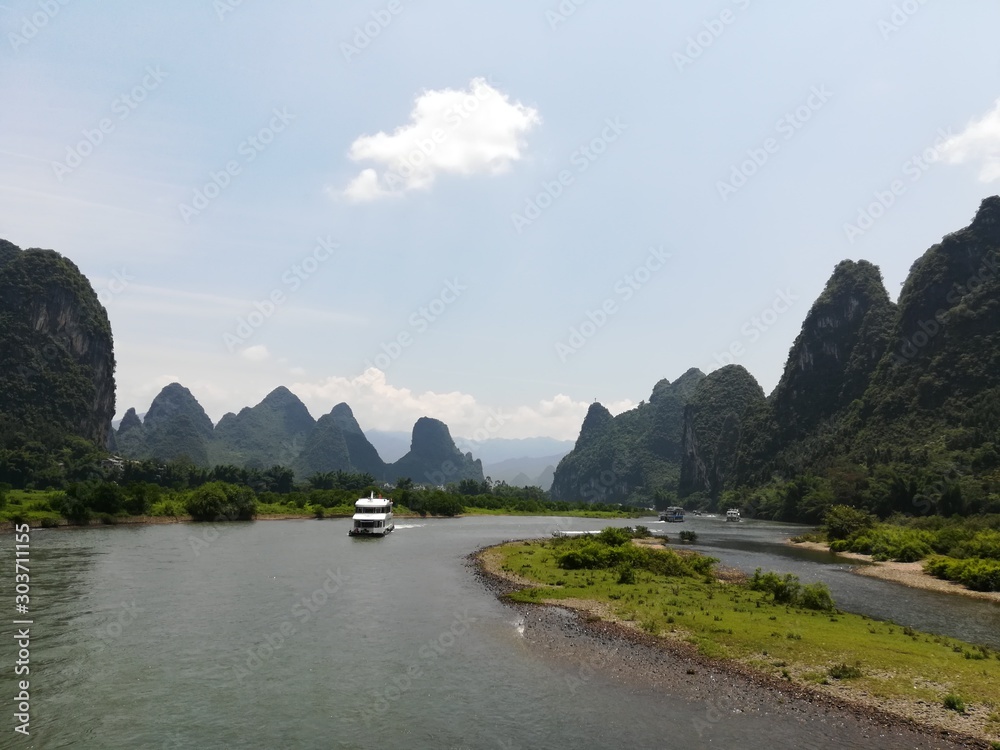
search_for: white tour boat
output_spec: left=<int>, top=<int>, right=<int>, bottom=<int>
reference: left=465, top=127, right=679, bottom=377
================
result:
left=348, top=492, right=394, bottom=537
left=726, top=508, right=741, bottom=522
left=659, top=506, right=685, bottom=522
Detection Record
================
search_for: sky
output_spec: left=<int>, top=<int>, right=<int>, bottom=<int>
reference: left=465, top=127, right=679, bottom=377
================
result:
left=2, top=0, right=999, bottom=442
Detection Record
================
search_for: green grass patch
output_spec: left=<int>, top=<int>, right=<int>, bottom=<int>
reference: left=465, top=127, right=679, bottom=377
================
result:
left=490, top=537, right=1000, bottom=715
left=0, top=489, right=64, bottom=525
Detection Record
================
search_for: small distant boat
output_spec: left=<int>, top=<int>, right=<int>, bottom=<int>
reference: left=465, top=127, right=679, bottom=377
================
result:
left=348, top=492, right=394, bottom=537
left=726, top=508, right=741, bottom=522
left=659, top=506, right=685, bottom=523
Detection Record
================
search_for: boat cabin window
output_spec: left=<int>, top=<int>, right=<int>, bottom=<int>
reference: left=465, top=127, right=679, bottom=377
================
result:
left=355, top=504, right=390, bottom=514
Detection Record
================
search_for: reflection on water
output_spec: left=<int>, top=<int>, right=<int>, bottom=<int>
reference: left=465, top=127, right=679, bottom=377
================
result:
left=0, top=516, right=994, bottom=749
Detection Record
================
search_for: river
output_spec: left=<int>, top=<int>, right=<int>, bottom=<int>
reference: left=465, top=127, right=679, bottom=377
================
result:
left=1, top=514, right=997, bottom=749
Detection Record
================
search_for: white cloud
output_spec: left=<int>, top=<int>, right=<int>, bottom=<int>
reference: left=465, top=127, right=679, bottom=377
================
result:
left=941, top=99, right=1000, bottom=182
left=241, top=345, right=270, bottom=362
left=290, top=368, right=634, bottom=441
left=340, top=77, right=541, bottom=201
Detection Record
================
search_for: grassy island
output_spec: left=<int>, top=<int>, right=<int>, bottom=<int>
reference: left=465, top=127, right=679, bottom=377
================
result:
left=480, top=529, right=1000, bottom=745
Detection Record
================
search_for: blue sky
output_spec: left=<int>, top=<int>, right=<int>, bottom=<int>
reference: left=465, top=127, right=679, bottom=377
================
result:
left=2, top=0, right=999, bottom=440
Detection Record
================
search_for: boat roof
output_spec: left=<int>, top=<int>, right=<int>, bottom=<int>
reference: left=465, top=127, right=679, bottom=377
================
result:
left=356, top=497, right=391, bottom=507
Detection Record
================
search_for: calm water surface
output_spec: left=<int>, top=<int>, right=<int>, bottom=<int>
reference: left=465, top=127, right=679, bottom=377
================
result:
left=1, top=515, right=997, bottom=749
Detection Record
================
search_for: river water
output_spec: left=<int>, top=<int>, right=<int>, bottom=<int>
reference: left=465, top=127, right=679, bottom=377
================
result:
left=1, top=514, right=997, bottom=749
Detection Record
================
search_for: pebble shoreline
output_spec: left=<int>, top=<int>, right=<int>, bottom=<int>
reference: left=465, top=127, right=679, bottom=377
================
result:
left=469, top=542, right=995, bottom=750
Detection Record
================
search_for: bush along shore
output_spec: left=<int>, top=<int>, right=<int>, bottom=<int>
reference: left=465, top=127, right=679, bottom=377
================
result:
left=797, top=506, right=1000, bottom=593
left=0, top=480, right=643, bottom=529
left=477, top=528, right=1000, bottom=745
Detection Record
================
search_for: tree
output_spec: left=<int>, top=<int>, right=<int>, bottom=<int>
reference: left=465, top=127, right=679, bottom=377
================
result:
left=185, top=481, right=257, bottom=521
left=823, top=504, right=876, bottom=541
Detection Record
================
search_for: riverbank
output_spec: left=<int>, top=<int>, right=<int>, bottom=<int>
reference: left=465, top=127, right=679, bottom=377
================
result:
left=788, top=540, right=1000, bottom=603
left=474, top=538, right=1000, bottom=747
left=0, top=508, right=646, bottom=532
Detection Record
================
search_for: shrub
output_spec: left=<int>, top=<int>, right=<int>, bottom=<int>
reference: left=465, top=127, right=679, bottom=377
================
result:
left=801, top=582, right=836, bottom=612
left=679, top=530, right=698, bottom=544
left=56, top=495, right=91, bottom=525
left=749, top=570, right=801, bottom=605
left=185, top=482, right=257, bottom=522
left=828, top=662, right=862, bottom=679
left=554, top=536, right=716, bottom=580
left=824, top=505, right=875, bottom=541
left=89, top=483, right=127, bottom=515
left=924, top=555, right=1000, bottom=592
left=632, top=525, right=651, bottom=538
left=943, top=693, right=966, bottom=713
left=597, top=526, right=634, bottom=547
left=749, top=569, right=837, bottom=610
left=617, top=565, right=636, bottom=584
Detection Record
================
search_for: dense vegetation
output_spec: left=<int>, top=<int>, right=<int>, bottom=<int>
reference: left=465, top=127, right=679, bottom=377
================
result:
left=0, top=463, right=639, bottom=527
left=679, top=365, right=765, bottom=503
left=550, top=369, right=704, bottom=504
left=547, top=199, right=1000, bottom=537
left=0, top=241, right=116, bottom=469
left=817, top=505, right=1000, bottom=591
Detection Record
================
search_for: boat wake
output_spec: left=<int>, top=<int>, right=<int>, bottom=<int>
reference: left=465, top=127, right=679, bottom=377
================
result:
left=393, top=524, right=425, bottom=530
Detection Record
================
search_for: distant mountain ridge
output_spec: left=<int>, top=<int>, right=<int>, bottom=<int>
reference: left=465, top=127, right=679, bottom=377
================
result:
left=550, top=368, right=705, bottom=504
left=548, top=196, right=1000, bottom=516
left=115, top=385, right=483, bottom=485
left=7, top=198, right=999, bottom=517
